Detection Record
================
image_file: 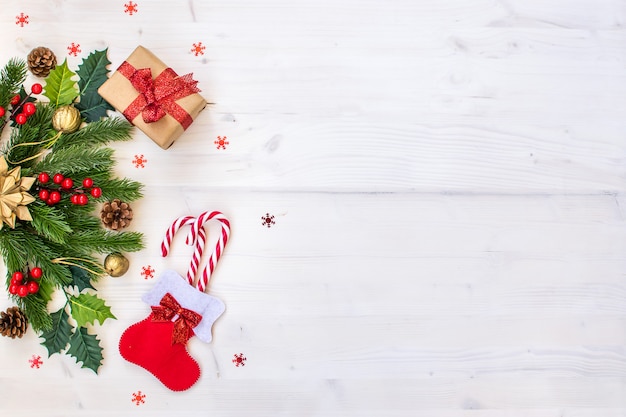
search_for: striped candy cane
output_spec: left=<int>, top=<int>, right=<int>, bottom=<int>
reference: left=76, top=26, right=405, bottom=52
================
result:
left=186, top=211, right=231, bottom=292
left=161, top=215, right=208, bottom=286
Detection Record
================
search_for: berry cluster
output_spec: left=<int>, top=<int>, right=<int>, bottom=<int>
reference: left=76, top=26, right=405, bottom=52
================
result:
left=37, top=172, right=102, bottom=206
left=8, top=268, right=41, bottom=298
left=0, top=83, right=43, bottom=126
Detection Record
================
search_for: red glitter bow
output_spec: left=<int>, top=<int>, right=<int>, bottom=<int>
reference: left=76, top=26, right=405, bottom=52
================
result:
left=117, top=61, right=200, bottom=130
left=151, top=293, right=202, bottom=345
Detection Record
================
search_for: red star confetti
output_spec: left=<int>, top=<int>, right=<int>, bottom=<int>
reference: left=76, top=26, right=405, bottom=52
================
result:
left=124, top=1, right=138, bottom=15
left=261, top=213, right=275, bottom=228
left=214, top=136, right=229, bottom=150
left=67, top=43, right=81, bottom=57
left=191, top=42, right=206, bottom=56
left=232, top=353, right=247, bottom=367
left=29, top=355, right=43, bottom=369
left=141, top=265, right=155, bottom=280
left=132, top=154, right=147, bottom=168
left=15, top=13, right=29, bottom=27
left=131, top=391, right=146, bottom=406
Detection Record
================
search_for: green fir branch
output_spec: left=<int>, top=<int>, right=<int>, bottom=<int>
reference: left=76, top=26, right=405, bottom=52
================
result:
left=0, top=227, right=30, bottom=272
left=20, top=293, right=53, bottom=331
left=54, top=254, right=104, bottom=285
left=0, top=58, right=27, bottom=106
left=55, top=117, right=133, bottom=148
left=34, top=145, right=115, bottom=175
left=65, top=214, right=101, bottom=233
left=3, top=103, right=55, bottom=168
left=68, top=230, right=144, bottom=254
left=0, top=226, right=73, bottom=288
left=99, top=178, right=143, bottom=202
left=30, top=204, right=72, bottom=244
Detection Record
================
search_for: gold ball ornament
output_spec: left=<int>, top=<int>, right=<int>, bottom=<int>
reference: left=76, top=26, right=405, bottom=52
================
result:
left=51, top=105, right=82, bottom=133
left=104, top=252, right=130, bottom=277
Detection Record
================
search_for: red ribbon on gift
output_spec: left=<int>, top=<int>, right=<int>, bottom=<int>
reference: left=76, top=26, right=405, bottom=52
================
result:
left=117, top=61, right=200, bottom=130
left=151, top=293, right=202, bottom=345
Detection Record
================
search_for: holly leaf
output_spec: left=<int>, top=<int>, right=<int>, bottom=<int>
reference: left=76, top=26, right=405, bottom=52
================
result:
left=69, top=265, right=95, bottom=292
left=76, top=48, right=111, bottom=94
left=69, top=293, right=116, bottom=327
left=67, top=326, right=103, bottom=373
left=75, top=92, right=114, bottom=122
left=75, top=49, right=114, bottom=122
left=39, top=308, right=72, bottom=356
left=43, top=59, right=79, bottom=106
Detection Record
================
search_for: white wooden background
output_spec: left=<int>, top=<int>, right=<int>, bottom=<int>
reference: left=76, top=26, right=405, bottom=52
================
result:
left=1, top=1, right=625, bottom=416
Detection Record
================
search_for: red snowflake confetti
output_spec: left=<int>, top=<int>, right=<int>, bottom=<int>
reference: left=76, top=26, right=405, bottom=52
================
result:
left=67, top=43, right=81, bottom=57
left=261, top=213, right=275, bottom=228
left=124, top=1, right=138, bottom=15
left=132, top=154, right=147, bottom=168
left=214, top=136, right=229, bottom=150
left=141, top=265, right=155, bottom=280
left=191, top=42, right=206, bottom=56
left=232, top=353, right=247, bottom=367
left=28, top=355, right=43, bottom=369
left=131, top=391, right=146, bottom=406
left=15, top=13, right=29, bottom=27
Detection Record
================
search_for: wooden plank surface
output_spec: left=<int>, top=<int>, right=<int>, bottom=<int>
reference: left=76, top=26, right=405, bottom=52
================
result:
left=1, top=0, right=625, bottom=415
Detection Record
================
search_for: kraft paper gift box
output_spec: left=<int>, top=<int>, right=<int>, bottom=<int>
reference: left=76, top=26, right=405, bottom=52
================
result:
left=98, top=46, right=207, bottom=149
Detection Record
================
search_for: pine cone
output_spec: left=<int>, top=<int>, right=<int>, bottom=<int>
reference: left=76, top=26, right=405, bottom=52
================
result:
left=101, top=199, right=133, bottom=230
left=27, top=46, right=57, bottom=77
left=0, top=306, right=28, bottom=339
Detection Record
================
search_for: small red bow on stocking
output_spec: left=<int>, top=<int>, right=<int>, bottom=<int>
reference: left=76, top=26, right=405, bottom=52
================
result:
left=151, top=293, right=202, bottom=345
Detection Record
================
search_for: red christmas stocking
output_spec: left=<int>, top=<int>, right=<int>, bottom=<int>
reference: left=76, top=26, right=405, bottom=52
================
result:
left=119, top=270, right=225, bottom=391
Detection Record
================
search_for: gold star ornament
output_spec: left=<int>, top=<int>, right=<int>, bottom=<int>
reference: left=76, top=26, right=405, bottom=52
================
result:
left=0, top=156, right=35, bottom=229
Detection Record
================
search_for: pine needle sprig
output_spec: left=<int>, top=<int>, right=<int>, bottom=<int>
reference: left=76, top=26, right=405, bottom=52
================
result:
left=67, top=230, right=144, bottom=254
left=54, top=117, right=133, bottom=148
left=21, top=294, right=53, bottom=331
left=99, top=177, right=143, bottom=202
left=34, top=145, right=115, bottom=175
left=0, top=227, right=31, bottom=272
left=30, top=205, right=72, bottom=245
left=65, top=213, right=101, bottom=232
left=0, top=227, right=73, bottom=288
left=3, top=104, right=55, bottom=168
left=0, top=58, right=27, bottom=106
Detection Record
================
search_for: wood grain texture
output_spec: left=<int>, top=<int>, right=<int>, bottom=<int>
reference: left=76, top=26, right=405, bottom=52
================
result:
left=1, top=0, right=625, bottom=415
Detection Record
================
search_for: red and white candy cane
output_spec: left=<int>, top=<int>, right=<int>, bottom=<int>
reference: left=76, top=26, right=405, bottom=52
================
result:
left=186, top=211, right=231, bottom=292
left=161, top=215, right=208, bottom=286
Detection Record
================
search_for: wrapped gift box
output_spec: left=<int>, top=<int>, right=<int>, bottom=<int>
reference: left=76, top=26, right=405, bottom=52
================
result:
left=98, top=46, right=207, bottom=149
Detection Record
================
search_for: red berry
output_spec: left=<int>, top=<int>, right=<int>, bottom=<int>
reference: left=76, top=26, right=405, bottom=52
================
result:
left=17, top=285, right=28, bottom=297
left=52, top=173, right=64, bottom=184
left=11, top=271, right=24, bottom=283
left=27, top=281, right=39, bottom=294
left=82, top=177, right=94, bottom=188
left=77, top=194, right=89, bottom=205
left=70, top=194, right=79, bottom=205
left=0, top=106, right=5, bottom=117
left=49, top=190, right=61, bottom=204
left=39, top=189, right=50, bottom=200
left=22, top=102, right=36, bottom=116
left=10, top=94, right=20, bottom=106
left=8, top=284, right=18, bottom=295
left=38, top=172, right=50, bottom=183
left=61, top=177, right=74, bottom=189
left=31, top=83, right=43, bottom=94
left=30, top=267, right=42, bottom=279
left=15, top=113, right=27, bottom=125
left=90, top=187, right=102, bottom=198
